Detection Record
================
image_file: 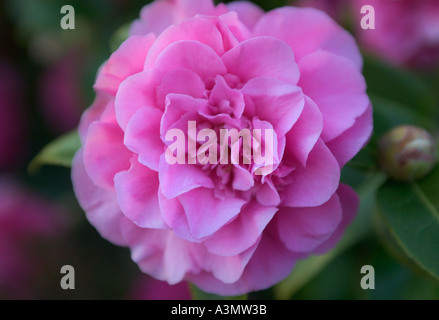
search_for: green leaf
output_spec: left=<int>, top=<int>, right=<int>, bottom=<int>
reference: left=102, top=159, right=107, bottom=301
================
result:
left=28, top=130, right=81, bottom=173
left=377, top=166, right=439, bottom=282
left=109, top=22, right=131, bottom=52
left=274, top=171, right=387, bottom=299
left=189, top=284, right=247, bottom=300
left=363, top=56, right=437, bottom=118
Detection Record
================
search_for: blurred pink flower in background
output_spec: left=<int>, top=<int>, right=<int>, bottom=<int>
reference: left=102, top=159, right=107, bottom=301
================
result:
left=0, top=60, right=27, bottom=169
left=295, top=0, right=348, bottom=21
left=129, top=275, right=191, bottom=300
left=38, top=48, right=85, bottom=134
left=354, top=0, right=439, bottom=68
left=0, top=179, right=67, bottom=299
left=72, top=0, right=372, bottom=295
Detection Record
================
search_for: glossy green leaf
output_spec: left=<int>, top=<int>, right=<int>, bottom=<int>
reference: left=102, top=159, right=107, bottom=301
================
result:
left=274, top=172, right=387, bottom=299
left=363, top=57, right=436, bottom=117
left=28, top=130, right=81, bottom=173
left=377, top=166, right=439, bottom=282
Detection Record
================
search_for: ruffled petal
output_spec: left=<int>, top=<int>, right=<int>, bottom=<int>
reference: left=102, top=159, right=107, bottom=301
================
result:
left=281, top=139, right=340, bottom=208
left=254, top=7, right=363, bottom=68
left=222, top=36, right=300, bottom=85
left=114, top=159, right=167, bottom=229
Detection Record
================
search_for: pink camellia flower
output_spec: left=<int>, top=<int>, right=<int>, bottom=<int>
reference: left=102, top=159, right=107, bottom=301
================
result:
left=128, top=275, right=192, bottom=300
left=39, top=48, right=85, bottom=134
left=354, top=0, right=439, bottom=68
left=72, top=0, right=372, bottom=295
left=0, top=179, right=66, bottom=299
left=0, top=60, right=27, bottom=169
left=295, top=0, right=348, bottom=21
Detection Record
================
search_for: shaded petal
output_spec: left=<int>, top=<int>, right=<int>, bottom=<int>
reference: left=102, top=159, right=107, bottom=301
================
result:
left=191, top=240, right=259, bottom=284
left=160, top=94, right=207, bottom=139
left=241, top=77, right=304, bottom=136
left=159, top=155, right=214, bottom=199
left=178, top=188, right=246, bottom=239
left=83, top=122, right=132, bottom=190
left=120, top=223, right=201, bottom=284
left=190, top=225, right=297, bottom=296
left=145, top=17, right=225, bottom=67
left=313, top=184, right=359, bottom=254
left=114, top=159, right=167, bottom=229
left=129, top=1, right=178, bottom=36
left=298, top=50, right=369, bottom=142
left=204, top=201, right=277, bottom=256
left=254, top=7, right=362, bottom=68
left=71, top=149, right=127, bottom=246
left=124, top=107, right=164, bottom=171
left=154, top=41, right=227, bottom=83
left=95, top=35, right=155, bottom=96
left=285, top=96, right=323, bottom=167
left=226, top=1, right=264, bottom=31
left=256, top=179, right=281, bottom=207
left=326, top=105, right=373, bottom=168
left=222, top=37, right=300, bottom=85
left=281, top=139, right=340, bottom=207
left=155, top=68, right=205, bottom=109
left=158, top=191, right=200, bottom=243
left=115, top=69, right=158, bottom=131
left=276, top=194, right=342, bottom=253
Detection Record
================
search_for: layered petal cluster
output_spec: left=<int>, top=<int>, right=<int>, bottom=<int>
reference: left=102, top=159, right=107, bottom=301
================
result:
left=72, top=0, right=372, bottom=295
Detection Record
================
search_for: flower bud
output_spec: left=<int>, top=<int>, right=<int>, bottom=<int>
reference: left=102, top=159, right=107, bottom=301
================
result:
left=378, top=125, right=437, bottom=182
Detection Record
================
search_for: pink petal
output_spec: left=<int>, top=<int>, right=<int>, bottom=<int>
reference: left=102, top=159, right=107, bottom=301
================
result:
left=154, top=40, right=227, bottom=83
left=190, top=225, right=297, bottom=295
left=114, top=159, right=167, bottom=229
left=124, top=107, right=164, bottom=171
left=232, top=165, right=254, bottom=191
left=121, top=223, right=201, bottom=284
left=178, top=188, right=246, bottom=239
left=83, top=122, right=132, bottom=190
left=241, top=77, right=304, bottom=136
left=71, top=149, right=127, bottom=246
left=160, top=94, right=207, bottom=139
left=222, top=37, right=300, bottom=85
left=158, top=191, right=201, bottom=243
left=95, top=35, right=155, bottom=96
left=191, top=241, right=259, bottom=284
left=78, top=93, right=112, bottom=142
left=129, top=1, right=178, bottom=36
left=226, top=1, right=264, bottom=31
left=155, top=68, right=205, bottom=109
left=254, top=7, right=362, bottom=68
left=204, top=201, right=277, bottom=256
left=298, top=50, right=369, bottom=142
left=276, top=194, right=342, bottom=253
left=326, top=104, right=373, bottom=168
left=285, top=96, right=323, bottom=167
left=256, top=179, right=281, bottom=207
left=281, top=139, right=340, bottom=208
left=115, top=69, right=157, bottom=131
left=313, top=184, right=359, bottom=254
left=145, top=18, right=225, bottom=68
left=159, top=155, right=214, bottom=199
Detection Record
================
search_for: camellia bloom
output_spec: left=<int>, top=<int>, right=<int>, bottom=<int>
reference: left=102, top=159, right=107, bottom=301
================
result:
left=0, top=179, right=66, bottom=299
left=354, top=0, right=439, bottom=68
left=128, top=275, right=191, bottom=300
left=72, top=0, right=372, bottom=295
left=0, top=60, right=27, bottom=169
